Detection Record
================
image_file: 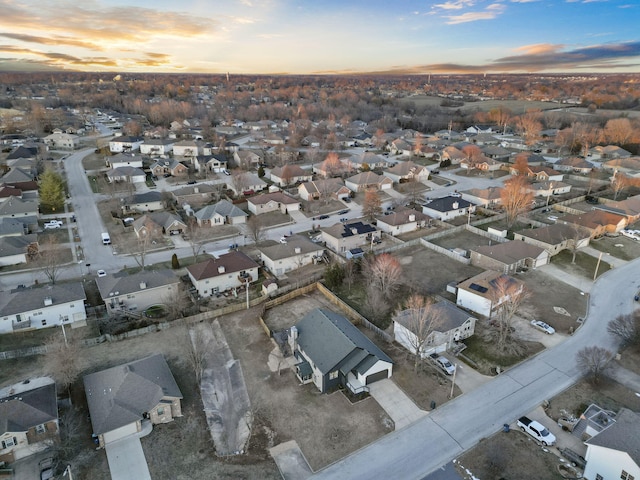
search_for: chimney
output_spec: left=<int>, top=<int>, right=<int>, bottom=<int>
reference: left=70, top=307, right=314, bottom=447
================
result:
left=44, top=296, right=53, bottom=306
left=288, top=325, right=298, bottom=353
left=139, top=282, right=147, bottom=289
left=218, top=266, right=226, bottom=274
left=452, top=201, right=459, bottom=209
left=194, top=187, right=199, bottom=194
left=294, top=247, right=301, bottom=254
left=351, top=228, right=358, bottom=235
left=409, top=214, right=416, bottom=222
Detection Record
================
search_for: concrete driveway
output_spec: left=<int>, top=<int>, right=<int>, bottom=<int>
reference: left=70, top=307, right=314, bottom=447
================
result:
left=105, top=436, right=151, bottom=480
left=369, top=379, right=427, bottom=430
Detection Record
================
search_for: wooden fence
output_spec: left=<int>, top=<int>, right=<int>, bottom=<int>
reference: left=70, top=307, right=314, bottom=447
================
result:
left=418, top=238, right=471, bottom=264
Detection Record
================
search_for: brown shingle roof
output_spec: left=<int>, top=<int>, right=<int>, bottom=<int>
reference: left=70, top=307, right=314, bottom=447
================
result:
left=186, top=251, right=259, bottom=280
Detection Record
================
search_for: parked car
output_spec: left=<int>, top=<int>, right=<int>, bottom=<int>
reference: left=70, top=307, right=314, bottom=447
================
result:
left=431, top=170, right=440, bottom=175
left=44, top=220, right=63, bottom=229
left=318, top=214, right=330, bottom=220
left=343, top=197, right=351, bottom=203
left=337, top=209, right=350, bottom=215
left=547, top=215, right=558, bottom=222
left=187, top=180, right=197, bottom=185
left=97, top=270, right=107, bottom=277
left=530, top=319, right=555, bottom=335
left=223, top=169, right=231, bottom=176
left=450, top=192, right=462, bottom=198
left=517, top=416, right=556, bottom=446
left=39, top=458, right=54, bottom=480
left=432, top=355, right=456, bottom=375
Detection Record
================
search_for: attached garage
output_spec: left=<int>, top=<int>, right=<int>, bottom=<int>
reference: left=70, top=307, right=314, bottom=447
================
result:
left=103, top=421, right=139, bottom=444
left=365, top=369, right=389, bottom=385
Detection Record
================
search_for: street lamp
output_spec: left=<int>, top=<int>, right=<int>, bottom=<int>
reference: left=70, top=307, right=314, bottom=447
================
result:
left=449, top=363, right=458, bottom=399
left=546, top=182, right=554, bottom=207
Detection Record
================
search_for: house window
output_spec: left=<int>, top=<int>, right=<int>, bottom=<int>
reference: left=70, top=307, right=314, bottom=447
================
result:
left=70, top=304, right=74, bottom=308
left=41, top=319, right=47, bottom=326
left=2, top=437, right=17, bottom=448
left=329, top=371, right=338, bottom=380
left=36, top=424, right=46, bottom=434
left=157, top=407, right=165, bottom=416
left=621, top=472, right=635, bottom=480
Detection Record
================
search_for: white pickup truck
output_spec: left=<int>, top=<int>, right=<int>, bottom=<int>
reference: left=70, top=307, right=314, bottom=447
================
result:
left=517, top=416, right=556, bottom=446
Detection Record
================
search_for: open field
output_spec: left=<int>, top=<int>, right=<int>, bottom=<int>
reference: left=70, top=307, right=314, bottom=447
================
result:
left=402, top=95, right=562, bottom=113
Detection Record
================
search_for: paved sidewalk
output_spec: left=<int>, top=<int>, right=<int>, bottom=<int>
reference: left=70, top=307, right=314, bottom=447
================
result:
left=369, top=379, right=427, bottom=430
left=538, top=263, right=592, bottom=293
left=581, top=245, right=628, bottom=268
left=607, top=363, right=640, bottom=393
left=269, top=440, right=313, bottom=480
left=105, top=422, right=153, bottom=480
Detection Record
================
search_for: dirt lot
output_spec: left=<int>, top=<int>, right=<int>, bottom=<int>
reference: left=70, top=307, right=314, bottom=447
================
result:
left=518, top=268, right=589, bottom=334
left=395, top=244, right=484, bottom=295
left=428, top=229, right=493, bottom=252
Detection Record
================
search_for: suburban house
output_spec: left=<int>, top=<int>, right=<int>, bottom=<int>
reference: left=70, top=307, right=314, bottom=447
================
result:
left=393, top=300, right=477, bottom=357
left=513, top=223, right=592, bottom=256
left=122, top=191, right=164, bottom=213
left=0, top=217, right=26, bottom=237
left=440, top=146, right=466, bottom=164
left=602, top=158, right=640, bottom=175
left=455, top=271, right=524, bottom=318
left=106, top=153, right=143, bottom=169
left=84, top=354, right=183, bottom=448
left=150, top=159, right=189, bottom=177
left=344, top=152, right=389, bottom=170
left=583, top=408, right=640, bottom=480
left=227, top=172, right=267, bottom=196
left=259, top=235, right=325, bottom=277
left=526, top=181, right=572, bottom=198
left=289, top=308, right=393, bottom=394
left=559, top=210, right=627, bottom=236
left=590, top=145, right=632, bottom=160
left=194, top=200, right=247, bottom=226
left=43, top=131, right=78, bottom=150
left=461, top=187, right=503, bottom=208
left=200, top=154, right=227, bottom=173
left=187, top=251, right=259, bottom=297
left=247, top=192, right=301, bottom=215
left=139, top=138, right=175, bottom=156
left=0, top=235, right=38, bottom=266
left=375, top=208, right=432, bottom=236
left=172, top=140, right=200, bottom=157
left=109, top=135, right=143, bottom=153
left=0, top=282, right=87, bottom=334
left=106, top=166, right=146, bottom=184
left=0, top=377, right=58, bottom=463
left=470, top=240, right=550, bottom=273
left=422, top=196, right=476, bottom=221
left=0, top=196, right=38, bottom=220
left=345, top=172, right=393, bottom=192
left=132, top=212, right=187, bottom=237
left=460, top=156, right=502, bottom=172
left=270, top=165, right=313, bottom=186
left=594, top=195, right=640, bottom=224
left=233, top=150, right=262, bottom=169
left=383, top=161, right=430, bottom=183
left=511, top=165, right=564, bottom=182
left=388, top=138, right=413, bottom=156
left=553, top=156, right=594, bottom=174
left=96, top=269, right=180, bottom=315
left=321, top=221, right=377, bottom=254
left=481, top=145, right=511, bottom=161
left=298, top=179, right=351, bottom=201
left=312, top=157, right=350, bottom=178
left=171, top=184, right=219, bottom=207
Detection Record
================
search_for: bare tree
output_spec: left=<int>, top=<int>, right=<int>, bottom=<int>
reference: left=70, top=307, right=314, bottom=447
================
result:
left=565, top=224, right=591, bottom=264
left=488, top=276, right=528, bottom=352
left=500, top=176, right=534, bottom=229
left=576, top=346, right=614, bottom=384
left=230, top=169, right=249, bottom=196
left=396, top=294, right=442, bottom=372
left=246, top=215, right=266, bottom=244
left=512, top=153, right=530, bottom=176
left=610, top=171, right=638, bottom=200
left=364, top=253, right=403, bottom=300
left=131, top=231, right=154, bottom=270
left=43, top=331, right=82, bottom=397
left=164, top=284, right=192, bottom=320
left=185, top=218, right=206, bottom=262
left=187, top=328, right=208, bottom=386
left=36, top=237, right=65, bottom=284
left=363, top=283, right=391, bottom=326
left=607, top=312, right=640, bottom=348
left=362, top=188, right=382, bottom=222
left=515, top=110, right=542, bottom=146
left=604, top=118, right=634, bottom=145
left=462, top=145, right=482, bottom=175
left=343, top=259, right=357, bottom=292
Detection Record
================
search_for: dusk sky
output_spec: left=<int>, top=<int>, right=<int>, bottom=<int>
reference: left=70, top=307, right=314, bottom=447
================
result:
left=0, top=0, right=639, bottom=74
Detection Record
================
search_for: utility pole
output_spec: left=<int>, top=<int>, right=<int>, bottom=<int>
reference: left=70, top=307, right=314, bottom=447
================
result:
left=449, top=363, right=457, bottom=399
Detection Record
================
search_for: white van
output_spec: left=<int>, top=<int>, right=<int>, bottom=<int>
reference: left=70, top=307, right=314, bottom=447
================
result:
left=101, top=232, right=111, bottom=245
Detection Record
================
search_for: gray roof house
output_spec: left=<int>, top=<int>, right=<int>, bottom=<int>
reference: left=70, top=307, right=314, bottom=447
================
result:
left=290, top=308, right=393, bottom=394
left=0, top=196, right=39, bottom=220
left=194, top=200, right=247, bottom=226
left=0, top=282, right=87, bottom=334
left=132, top=212, right=187, bottom=237
left=96, top=269, right=180, bottom=315
left=470, top=240, right=550, bottom=273
left=122, top=191, right=164, bottom=213
left=0, top=234, right=38, bottom=267
left=421, top=196, right=476, bottom=221
left=0, top=377, right=58, bottom=463
left=83, top=354, right=183, bottom=448
left=258, top=235, right=325, bottom=277
left=394, top=300, right=477, bottom=357
left=583, top=408, right=640, bottom=480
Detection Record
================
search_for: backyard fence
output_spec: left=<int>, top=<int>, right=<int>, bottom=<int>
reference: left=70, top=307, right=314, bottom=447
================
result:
left=418, top=238, right=471, bottom=264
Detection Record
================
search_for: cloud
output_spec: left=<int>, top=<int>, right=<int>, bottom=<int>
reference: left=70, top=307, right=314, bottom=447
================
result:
left=433, top=0, right=476, bottom=10
left=0, top=32, right=101, bottom=50
left=445, top=3, right=506, bottom=24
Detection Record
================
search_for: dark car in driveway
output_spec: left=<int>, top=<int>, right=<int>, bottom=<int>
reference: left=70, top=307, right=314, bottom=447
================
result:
left=318, top=214, right=330, bottom=220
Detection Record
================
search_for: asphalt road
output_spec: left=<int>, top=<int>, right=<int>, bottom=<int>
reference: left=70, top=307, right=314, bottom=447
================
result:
left=312, top=258, right=640, bottom=480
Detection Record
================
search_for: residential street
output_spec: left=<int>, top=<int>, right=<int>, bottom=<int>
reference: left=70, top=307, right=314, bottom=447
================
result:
left=312, top=257, right=640, bottom=479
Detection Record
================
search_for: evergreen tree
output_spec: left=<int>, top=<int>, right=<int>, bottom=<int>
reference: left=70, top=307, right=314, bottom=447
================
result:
left=171, top=253, right=180, bottom=269
left=39, top=169, right=65, bottom=213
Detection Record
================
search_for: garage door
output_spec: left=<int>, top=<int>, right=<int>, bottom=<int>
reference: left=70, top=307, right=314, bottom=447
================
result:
left=365, top=370, right=389, bottom=385
left=103, top=422, right=139, bottom=444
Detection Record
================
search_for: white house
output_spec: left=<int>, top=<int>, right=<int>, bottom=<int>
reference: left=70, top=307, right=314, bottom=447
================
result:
left=122, top=191, right=164, bottom=213
left=194, top=200, right=247, bottom=226
left=455, top=271, right=523, bottom=318
left=107, top=153, right=144, bottom=169
left=0, top=283, right=87, bottom=334
left=321, top=221, right=377, bottom=254
left=139, top=138, right=175, bottom=156
left=460, top=187, right=503, bottom=208
left=109, top=136, right=143, bottom=153
left=344, top=172, right=393, bottom=193
left=43, top=132, right=78, bottom=150
left=383, top=161, right=430, bottom=184
left=375, top=208, right=431, bottom=236
left=259, top=235, right=324, bottom=277
left=394, top=300, right=476, bottom=358
left=186, top=251, right=259, bottom=297
left=422, top=196, right=476, bottom=221
left=583, top=409, right=640, bottom=480
left=270, top=165, right=313, bottom=187
left=247, top=192, right=300, bottom=215
left=106, top=166, right=147, bottom=184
